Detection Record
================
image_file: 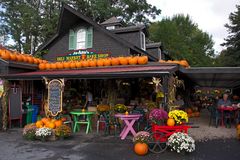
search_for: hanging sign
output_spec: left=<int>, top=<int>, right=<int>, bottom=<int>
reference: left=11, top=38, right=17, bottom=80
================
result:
left=47, top=79, right=63, bottom=116
left=56, top=49, right=110, bottom=61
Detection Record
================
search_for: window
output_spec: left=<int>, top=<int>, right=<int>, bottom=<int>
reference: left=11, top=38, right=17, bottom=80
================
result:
left=140, top=32, right=146, bottom=50
left=76, top=28, right=86, bottom=49
left=68, top=27, right=93, bottom=50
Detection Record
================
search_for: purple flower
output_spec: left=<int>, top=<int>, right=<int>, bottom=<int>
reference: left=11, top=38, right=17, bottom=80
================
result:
left=149, top=109, right=168, bottom=124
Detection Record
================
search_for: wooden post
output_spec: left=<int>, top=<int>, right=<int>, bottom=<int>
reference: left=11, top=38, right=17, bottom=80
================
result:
left=162, top=74, right=169, bottom=111
left=1, top=80, right=9, bottom=131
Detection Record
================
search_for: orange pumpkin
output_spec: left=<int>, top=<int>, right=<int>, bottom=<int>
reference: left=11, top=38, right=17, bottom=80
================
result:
left=41, top=117, right=50, bottom=125
left=70, top=62, right=76, bottom=69
left=54, top=120, right=63, bottom=127
left=134, top=143, right=148, bottom=156
left=167, top=118, right=175, bottom=126
left=89, top=59, right=97, bottom=67
left=27, top=56, right=34, bottom=64
left=22, top=55, right=28, bottom=62
left=16, top=54, right=23, bottom=62
left=103, top=58, right=111, bottom=66
left=39, top=63, right=46, bottom=70
left=119, top=57, right=128, bottom=65
left=137, top=56, right=148, bottom=65
left=45, top=63, right=51, bottom=70
left=159, top=60, right=166, bottom=63
left=128, top=56, right=138, bottom=65
left=81, top=54, right=87, bottom=60
left=1, top=50, right=10, bottom=60
left=50, top=63, right=57, bottom=70
left=76, top=61, right=82, bottom=68
left=9, top=53, right=17, bottom=61
left=97, top=59, right=104, bottom=67
left=179, top=60, right=189, bottom=68
left=56, top=62, right=64, bottom=69
left=237, top=124, right=240, bottom=129
left=111, top=57, right=120, bottom=66
left=33, top=58, right=38, bottom=64
left=36, top=120, right=44, bottom=128
left=48, top=122, right=56, bottom=129
left=82, top=60, right=89, bottom=67
left=63, top=62, right=70, bottom=69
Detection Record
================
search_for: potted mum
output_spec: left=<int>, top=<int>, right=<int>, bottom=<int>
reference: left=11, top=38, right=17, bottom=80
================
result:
left=35, top=127, right=52, bottom=142
left=133, top=131, right=150, bottom=156
left=23, top=123, right=37, bottom=140
left=149, top=108, right=168, bottom=125
left=55, top=124, right=72, bottom=140
left=167, top=132, right=195, bottom=154
left=168, top=110, right=188, bottom=125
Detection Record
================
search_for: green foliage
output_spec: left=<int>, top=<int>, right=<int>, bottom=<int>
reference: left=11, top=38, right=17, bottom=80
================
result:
left=219, top=4, right=240, bottom=66
left=149, top=14, right=215, bottom=67
left=0, top=0, right=160, bottom=53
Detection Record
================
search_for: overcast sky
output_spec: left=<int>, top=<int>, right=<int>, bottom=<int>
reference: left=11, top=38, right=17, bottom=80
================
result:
left=147, top=0, right=239, bottom=54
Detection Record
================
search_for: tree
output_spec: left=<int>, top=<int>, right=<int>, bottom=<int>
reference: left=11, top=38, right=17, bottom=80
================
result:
left=0, top=0, right=161, bottom=54
left=149, top=14, right=215, bottom=67
left=220, top=4, right=240, bottom=66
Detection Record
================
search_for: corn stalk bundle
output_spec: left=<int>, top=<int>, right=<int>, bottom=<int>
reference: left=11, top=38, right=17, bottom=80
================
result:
left=168, top=76, right=185, bottom=105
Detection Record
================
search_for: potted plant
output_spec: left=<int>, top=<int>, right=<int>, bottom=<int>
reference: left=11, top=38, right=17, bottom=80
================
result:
left=167, top=132, right=195, bottom=154
left=149, top=108, right=168, bottom=125
left=35, top=127, right=52, bottom=142
left=133, top=131, right=150, bottom=156
left=55, top=124, right=72, bottom=140
left=168, top=110, right=188, bottom=125
left=23, top=123, right=37, bottom=140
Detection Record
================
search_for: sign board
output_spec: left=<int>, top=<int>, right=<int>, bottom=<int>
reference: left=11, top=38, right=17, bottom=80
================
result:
left=47, top=79, right=63, bottom=116
left=9, top=87, right=22, bottom=120
left=56, top=49, right=110, bottom=61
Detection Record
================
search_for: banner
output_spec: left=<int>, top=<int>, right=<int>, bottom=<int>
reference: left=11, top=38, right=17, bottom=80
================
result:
left=56, top=49, right=110, bottom=61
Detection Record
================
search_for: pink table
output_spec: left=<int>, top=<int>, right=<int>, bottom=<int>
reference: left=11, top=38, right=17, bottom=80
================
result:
left=115, top=114, right=141, bottom=140
left=217, top=106, right=237, bottom=126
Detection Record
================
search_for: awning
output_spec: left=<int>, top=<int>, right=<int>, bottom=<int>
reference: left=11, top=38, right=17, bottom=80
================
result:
left=2, top=63, right=178, bottom=80
left=180, top=67, right=240, bottom=89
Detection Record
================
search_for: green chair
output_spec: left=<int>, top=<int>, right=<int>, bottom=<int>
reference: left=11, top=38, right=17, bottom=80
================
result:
left=71, top=111, right=94, bottom=134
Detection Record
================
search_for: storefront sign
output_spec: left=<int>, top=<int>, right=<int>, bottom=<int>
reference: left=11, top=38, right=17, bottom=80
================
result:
left=48, top=79, right=63, bottom=116
left=56, top=49, right=110, bottom=61
left=0, top=79, right=3, bottom=98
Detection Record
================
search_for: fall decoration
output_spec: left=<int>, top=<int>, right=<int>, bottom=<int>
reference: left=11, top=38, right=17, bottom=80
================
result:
left=167, top=118, right=175, bottom=126
left=168, top=110, right=188, bottom=125
left=134, top=143, right=148, bottom=156
left=55, top=124, right=72, bottom=138
left=23, top=123, right=37, bottom=140
left=149, top=109, right=168, bottom=125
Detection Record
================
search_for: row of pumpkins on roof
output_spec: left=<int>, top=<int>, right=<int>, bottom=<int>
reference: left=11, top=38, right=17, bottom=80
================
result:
left=38, top=56, right=148, bottom=70
left=159, top=59, right=190, bottom=68
left=0, top=49, right=47, bottom=64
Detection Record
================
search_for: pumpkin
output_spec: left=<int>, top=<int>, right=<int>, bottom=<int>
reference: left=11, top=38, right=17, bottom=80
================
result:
left=137, top=56, right=148, bottom=65
left=103, top=58, right=111, bottom=66
left=16, top=54, right=23, bottom=62
left=128, top=56, right=138, bottom=65
left=167, top=118, right=175, bottom=126
left=76, top=61, right=82, bottom=68
left=50, top=63, right=57, bottom=70
left=63, top=62, right=70, bottom=69
left=33, top=58, right=38, bottom=64
left=186, top=108, right=193, bottom=114
left=41, top=117, right=50, bottom=124
left=119, top=57, right=128, bottom=65
left=159, top=60, right=166, bottom=63
left=237, top=124, right=240, bottom=130
left=36, top=120, right=44, bottom=128
left=82, top=60, right=89, bottom=67
left=48, top=122, right=56, bottom=129
left=27, top=56, right=34, bottom=64
left=134, top=143, right=148, bottom=156
left=45, top=63, right=51, bottom=70
left=70, top=62, right=76, bottom=68
left=97, top=59, right=104, bottom=66
left=54, top=120, right=63, bottom=127
left=89, top=59, right=97, bottom=67
left=56, top=62, right=64, bottom=69
left=22, top=55, right=28, bottom=62
left=9, top=53, right=17, bottom=61
left=1, top=50, right=10, bottom=60
left=179, top=60, right=189, bottom=68
left=111, top=57, right=120, bottom=66
left=39, top=63, right=46, bottom=70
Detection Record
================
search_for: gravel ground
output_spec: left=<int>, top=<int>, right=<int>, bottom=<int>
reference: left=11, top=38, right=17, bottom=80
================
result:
left=188, top=109, right=236, bottom=141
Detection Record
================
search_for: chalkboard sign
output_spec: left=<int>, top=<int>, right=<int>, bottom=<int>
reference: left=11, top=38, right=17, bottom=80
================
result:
left=9, top=87, right=22, bottom=120
left=48, top=79, right=63, bottom=116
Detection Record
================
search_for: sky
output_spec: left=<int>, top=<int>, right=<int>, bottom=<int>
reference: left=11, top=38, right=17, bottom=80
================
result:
left=147, top=0, right=239, bottom=54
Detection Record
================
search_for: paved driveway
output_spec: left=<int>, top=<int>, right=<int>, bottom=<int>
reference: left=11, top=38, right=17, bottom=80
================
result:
left=0, top=129, right=240, bottom=160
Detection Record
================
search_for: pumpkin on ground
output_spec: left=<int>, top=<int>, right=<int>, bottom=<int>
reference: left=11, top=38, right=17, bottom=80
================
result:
left=134, top=143, right=148, bottom=156
left=167, top=118, right=175, bottom=126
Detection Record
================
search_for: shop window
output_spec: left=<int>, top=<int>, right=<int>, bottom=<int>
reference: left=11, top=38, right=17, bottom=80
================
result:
left=68, top=27, right=93, bottom=50
left=140, top=32, right=146, bottom=51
